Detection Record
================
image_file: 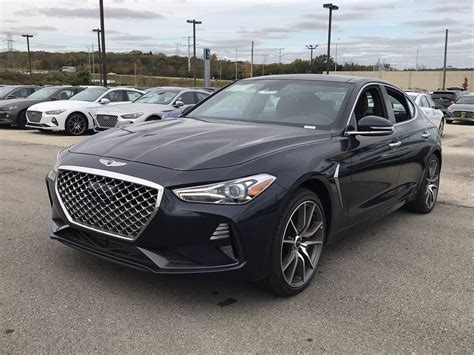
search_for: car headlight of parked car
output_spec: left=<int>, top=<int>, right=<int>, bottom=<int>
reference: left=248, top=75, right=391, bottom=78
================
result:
left=48, top=146, right=70, bottom=180
left=121, top=112, right=144, bottom=119
left=173, top=174, right=276, bottom=204
left=45, top=109, right=67, bottom=115
left=1, top=105, right=19, bottom=111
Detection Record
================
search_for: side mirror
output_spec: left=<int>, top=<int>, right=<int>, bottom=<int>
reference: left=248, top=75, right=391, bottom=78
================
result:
left=99, top=98, right=110, bottom=105
left=346, top=115, right=394, bottom=137
left=5, top=95, right=16, bottom=100
left=174, top=100, right=184, bottom=107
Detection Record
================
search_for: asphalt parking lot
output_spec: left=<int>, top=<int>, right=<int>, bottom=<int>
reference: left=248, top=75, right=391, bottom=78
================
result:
left=1, top=124, right=473, bottom=353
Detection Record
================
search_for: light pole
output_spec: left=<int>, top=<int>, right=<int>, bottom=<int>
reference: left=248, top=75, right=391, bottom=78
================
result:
left=92, top=28, right=102, bottom=85
left=306, top=44, right=318, bottom=73
left=415, top=46, right=420, bottom=71
left=442, top=29, right=448, bottom=89
left=187, top=19, right=202, bottom=86
left=323, top=3, right=339, bottom=74
left=235, top=48, right=238, bottom=80
left=22, top=34, right=33, bottom=84
left=335, top=37, right=340, bottom=72
left=99, top=0, right=107, bottom=87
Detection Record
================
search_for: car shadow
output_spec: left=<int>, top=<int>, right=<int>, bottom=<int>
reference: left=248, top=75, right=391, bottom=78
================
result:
left=53, top=208, right=417, bottom=306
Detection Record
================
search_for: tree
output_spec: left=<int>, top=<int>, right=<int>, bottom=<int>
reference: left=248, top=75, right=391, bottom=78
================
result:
left=462, top=77, right=469, bottom=91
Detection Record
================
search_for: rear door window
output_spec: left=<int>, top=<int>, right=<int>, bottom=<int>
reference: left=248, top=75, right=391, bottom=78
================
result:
left=385, top=87, right=413, bottom=123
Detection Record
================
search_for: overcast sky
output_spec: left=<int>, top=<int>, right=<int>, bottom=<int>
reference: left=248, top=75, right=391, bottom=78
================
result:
left=1, top=0, right=473, bottom=68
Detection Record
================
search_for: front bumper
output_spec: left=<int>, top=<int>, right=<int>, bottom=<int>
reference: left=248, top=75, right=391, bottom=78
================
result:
left=0, top=110, right=18, bottom=126
left=45, top=162, right=286, bottom=280
left=26, top=112, right=66, bottom=131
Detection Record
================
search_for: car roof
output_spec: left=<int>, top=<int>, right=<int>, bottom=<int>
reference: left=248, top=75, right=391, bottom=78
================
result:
left=243, top=74, right=394, bottom=85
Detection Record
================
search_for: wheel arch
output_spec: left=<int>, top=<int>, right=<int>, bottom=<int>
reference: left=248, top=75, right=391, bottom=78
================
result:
left=296, top=176, right=333, bottom=241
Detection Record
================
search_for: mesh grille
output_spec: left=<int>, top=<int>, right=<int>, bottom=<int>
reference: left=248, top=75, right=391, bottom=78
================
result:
left=57, top=169, right=160, bottom=240
left=27, top=111, right=42, bottom=122
left=96, top=114, right=118, bottom=128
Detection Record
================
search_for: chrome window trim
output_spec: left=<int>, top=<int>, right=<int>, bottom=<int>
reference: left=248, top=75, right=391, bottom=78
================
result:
left=343, top=82, right=419, bottom=133
left=54, top=165, right=164, bottom=241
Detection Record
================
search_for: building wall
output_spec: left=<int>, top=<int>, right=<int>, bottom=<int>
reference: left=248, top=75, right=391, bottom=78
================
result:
left=331, top=70, right=473, bottom=91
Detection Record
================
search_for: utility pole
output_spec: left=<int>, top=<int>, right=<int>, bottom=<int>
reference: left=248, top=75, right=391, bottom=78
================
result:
left=262, top=54, right=268, bottom=76
left=92, top=29, right=102, bottom=85
left=306, top=44, right=318, bottom=73
left=91, top=43, right=95, bottom=83
left=442, top=29, right=448, bottom=89
left=187, top=19, right=202, bottom=86
left=415, top=46, right=420, bottom=71
left=323, top=3, right=339, bottom=74
left=134, top=60, right=137, bottom=87
left=99, top=0, right=107, bottom=87
left=334, top=38, right=339, bottom=72
left=250, top=41, right=254, bottom=77
left=6, top=34, right=16, bottom=70
left=21, top=34, right=33, bottom=84
left=235, top=48, right=238, bottom=80
left=185, top=36, right=192, bottom=72
left=278, top=48, right=284, bottom=65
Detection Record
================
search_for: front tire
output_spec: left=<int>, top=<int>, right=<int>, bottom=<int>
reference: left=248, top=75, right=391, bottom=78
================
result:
left=261, top=188, right=326, bottom=296
left=65, top=113, right=87, bottom=136
left=406, top=154, right=440, bottom=214
left=438, top=118, right=445, bottom=137
left=17, top=110, right=27, bottom=129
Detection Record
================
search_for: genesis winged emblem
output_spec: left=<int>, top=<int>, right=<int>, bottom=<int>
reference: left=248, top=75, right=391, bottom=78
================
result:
left=99, top=158, right=127, bottom=167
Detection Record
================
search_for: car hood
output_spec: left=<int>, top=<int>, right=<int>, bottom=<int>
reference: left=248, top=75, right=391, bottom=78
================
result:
left=28, top=100, right=96, bottom=112
left=448, top=104, right=474, bottom=111
left=70, top=118, right=332, bottom=171
left=0, top=98, right=43, bottom=107
left=96, top=102, right=173, bottom=115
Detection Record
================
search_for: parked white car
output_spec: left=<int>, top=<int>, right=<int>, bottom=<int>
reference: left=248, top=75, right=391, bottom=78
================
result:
left=93, top=87, right=209, bottom=130
left=26, top=87, right=144, bottom=135
left=406, top=91, right=445, bottom=136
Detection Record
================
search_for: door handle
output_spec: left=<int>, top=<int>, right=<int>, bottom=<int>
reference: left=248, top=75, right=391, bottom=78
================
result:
left=388, top=141, right=402, bottom=148
left=421, top=132, right=431, bottom=139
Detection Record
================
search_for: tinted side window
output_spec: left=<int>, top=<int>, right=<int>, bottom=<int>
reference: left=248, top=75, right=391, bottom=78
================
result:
left=420, top=96, right=430, bottom=108
left=126, top=90, right=142, bottom=101
left=104, top=90, right=125, bottom=102
left=55, top=89, right=75, bottom=100
left=386, top=88, right=412, bottom=123
left=177, top=92, right=195, bottom=104
left=426, top=96, right=436, bottom=108
left=13, top=88, right=33, bottom=98
left=354, top=87, right=386, bottom=125
left=196, top=92, right=209, bottom=102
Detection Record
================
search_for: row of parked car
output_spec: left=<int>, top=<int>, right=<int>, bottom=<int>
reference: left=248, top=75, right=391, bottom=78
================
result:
left=0, top=85, right=213, bottom=135
left=0, top=84, right=472, bottom=137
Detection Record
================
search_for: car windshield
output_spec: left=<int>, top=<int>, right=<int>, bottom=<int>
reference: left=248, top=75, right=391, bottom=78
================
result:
left=0, top=87, right=14, bottom=98
left=432, top=92, right=456, bottom=100
left=187, top=79, right=351, bottom=129
left=455, top=96, right=474, bottom=105
left=71, top=87, right=107, bottom=102
left=27, top=87, right=60, bottom=100
left=134, top=90, right=180, bottom=104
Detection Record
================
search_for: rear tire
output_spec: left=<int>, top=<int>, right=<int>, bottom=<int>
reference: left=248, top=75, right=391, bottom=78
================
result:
left=65, top=113, right=87, bottom=136
left=446, top=118, right=453, bottom=124
left=406, top=154, right=440, bottom=214
left=260, top=188, right=326, bottom=296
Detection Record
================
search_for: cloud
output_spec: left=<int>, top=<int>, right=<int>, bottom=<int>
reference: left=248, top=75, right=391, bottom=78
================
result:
left=402, top=18, right=466, bottom=27
left=18, top=6, right=165, bottom=20
left=2, top=25, right=57, bottom=36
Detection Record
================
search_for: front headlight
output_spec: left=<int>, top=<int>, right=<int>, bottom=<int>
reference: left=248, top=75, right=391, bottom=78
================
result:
left=1, top=105, right=19, bottom=111
left=173, top=174, right=276, bottom=204
left=45, top=109, right=67, bottom=115
left=121, top=112, right=144, bottom=119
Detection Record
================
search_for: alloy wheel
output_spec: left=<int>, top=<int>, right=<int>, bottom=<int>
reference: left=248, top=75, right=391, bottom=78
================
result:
left=425, top=158, right=439, bottom=209
left=68, top=114, right=86, bottom=135
left=280, top=201, right=324, bottom=288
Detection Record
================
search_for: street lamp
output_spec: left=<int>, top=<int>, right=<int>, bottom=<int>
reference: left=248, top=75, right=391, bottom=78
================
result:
left=92, top=28, right=102, bottom=85
left=305, top=44, right=318, bottom=73
left=323, top=3, right=339, bottom=74
left=187, top=19, right=202, bottom=86
left=415, top=46, right=420, bottom=71
left=22, top=34, right=33, bottom=84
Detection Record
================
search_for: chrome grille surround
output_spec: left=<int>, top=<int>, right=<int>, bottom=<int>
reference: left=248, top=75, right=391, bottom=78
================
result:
left=55, top=166, right=164, bottom=241
left=96, top=114, right=118, bottom=128
left=27, top=110, right=43, bottom=123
